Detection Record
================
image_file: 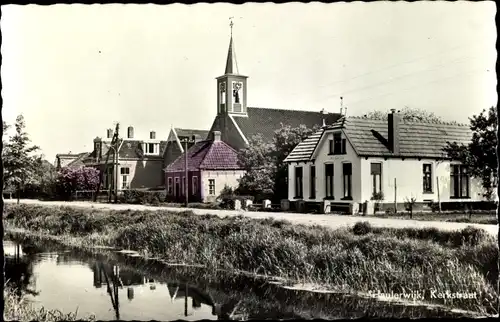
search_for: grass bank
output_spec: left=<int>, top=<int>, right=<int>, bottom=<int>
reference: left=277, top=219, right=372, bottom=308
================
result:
left=373, top=212, right=497, bottom=225
left=4, top=287, right=95, bottom=321
left=4, top=204, right=499, bottom=315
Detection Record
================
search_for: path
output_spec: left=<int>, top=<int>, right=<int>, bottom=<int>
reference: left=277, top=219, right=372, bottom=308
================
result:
left=5, top=199, right=498, bottom=236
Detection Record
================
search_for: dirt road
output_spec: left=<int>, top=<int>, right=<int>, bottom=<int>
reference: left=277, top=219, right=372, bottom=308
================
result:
left=4, top=199, right=498, bottom=236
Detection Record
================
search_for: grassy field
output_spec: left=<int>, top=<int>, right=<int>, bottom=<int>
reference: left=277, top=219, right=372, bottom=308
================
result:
left=3, top=203, right=499, bottom=315
left=4, top=287, right=95, bottom=321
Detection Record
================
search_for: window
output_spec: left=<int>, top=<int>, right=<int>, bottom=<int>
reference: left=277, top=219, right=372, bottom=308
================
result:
left=122, top=175, right=128, bottom=189
left=423, top=164, right=433, bottom=193
left=329, top=140, right=334, bottom=154
left=294, top=167, right=303, bottom=198
left=174, top=177, right=180, bottom=196
left=325, top=164, right=334, bottom=198
left=192, top=176, right=198, bottom=195
left=143, top=143, right=159, bottom=155
left=181, top=176, right=186, bottom=196
left=167, top=178, right=173, bottom=195
left=371, top=163, right=382, bottom=196
left=309, top=165, right=316, bottom=199
left=331, top=133, right=346, bottom=155
left=450, top=164, right=470, bottom=198
left=343, top=163, right=352, bottom=199
left=208, top=179, right=216, bottom=195
left=120, top=167, right=130, bottom=175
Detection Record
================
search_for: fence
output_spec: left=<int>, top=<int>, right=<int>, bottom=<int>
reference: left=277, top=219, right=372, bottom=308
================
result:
left=74, top=190, right=113, bottom=202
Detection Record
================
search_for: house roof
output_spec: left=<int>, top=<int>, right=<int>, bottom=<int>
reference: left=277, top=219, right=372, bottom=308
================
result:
left=87, top=139, right=167, bottom=161
left=165, top=139, right=242, bottom=172
left=232, top=107, right=341, bottom=143
left=284, top=116, right=472, bottom=162
left=66, top=152, right=91, bottom=168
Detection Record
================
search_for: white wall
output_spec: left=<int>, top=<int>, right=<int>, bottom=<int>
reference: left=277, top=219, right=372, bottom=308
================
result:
left=201, top=170, right=245, bottom=202
left=287, top=129, right=361, bottom=202
left=360, top=158, right=485, bottom=203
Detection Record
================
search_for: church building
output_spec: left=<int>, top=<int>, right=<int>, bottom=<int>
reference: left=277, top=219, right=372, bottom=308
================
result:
left=166, top=23, right=341, bottom=200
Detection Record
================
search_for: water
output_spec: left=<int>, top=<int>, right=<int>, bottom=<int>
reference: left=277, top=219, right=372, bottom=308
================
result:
left=4, top=235, right=476, bottom=321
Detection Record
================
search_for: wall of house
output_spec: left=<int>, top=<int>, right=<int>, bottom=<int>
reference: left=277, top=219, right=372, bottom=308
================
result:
left=288, top=129, right=361, bottom=203
left=359, top=158, right=485, bottom=203
left=165, top=170, right=202, bottom=202
left=117, top=159, right=164, bottom=189
left=58, top=157, right=78, bottom=168
left=200, top=170, right=246, bottom=203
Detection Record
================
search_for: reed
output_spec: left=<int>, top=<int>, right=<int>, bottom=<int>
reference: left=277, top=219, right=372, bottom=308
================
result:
left=4, top=203, right=498, bottom=315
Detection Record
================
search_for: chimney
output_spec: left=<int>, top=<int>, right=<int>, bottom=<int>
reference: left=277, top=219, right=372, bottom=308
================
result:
left=93, top=137, right=103, bottom=159
left=388, top=109, right=401, bottom=154
left=150, top=131, right=156, bottom=139
left=213, top=131, right=221, bottom=142
left=127, top=126, right=134, bottom=139
left=107, top=128, right=113, bottom=139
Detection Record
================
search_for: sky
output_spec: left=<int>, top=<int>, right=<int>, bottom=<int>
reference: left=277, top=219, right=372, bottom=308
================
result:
left=1, top=2, right=497, bottom=162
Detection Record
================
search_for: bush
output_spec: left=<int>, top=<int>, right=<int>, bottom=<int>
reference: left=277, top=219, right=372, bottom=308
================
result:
left=120, top=189, right=166, bottom=205
left=353, top=221, right=372, bottom=235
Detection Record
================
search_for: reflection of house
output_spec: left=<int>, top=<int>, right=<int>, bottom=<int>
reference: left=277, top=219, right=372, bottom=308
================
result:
left=92, top=263, right=145, bottom=288
left=165, top=131, right=244, bottom=202
left=167, top=283, right=216, bottom=314
left=285, top=110, right=487, bottom=211
left=83, top=127, right=167, bottom=190
left=55, top=152, right=90, bottom=170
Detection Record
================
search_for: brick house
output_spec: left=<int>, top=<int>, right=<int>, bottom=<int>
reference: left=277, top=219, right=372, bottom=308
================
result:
left=164, top=131, right=244, bottom=202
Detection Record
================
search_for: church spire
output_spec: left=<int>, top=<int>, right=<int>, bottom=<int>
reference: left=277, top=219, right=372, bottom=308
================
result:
left=225, top=18, right=239, bottom=75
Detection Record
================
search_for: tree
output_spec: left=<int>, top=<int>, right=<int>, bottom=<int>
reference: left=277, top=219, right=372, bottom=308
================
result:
left=443, top=106, right=498, bottom=200
left=3, top=115, right=40, bottom=203
left=237, top=123, right=318, bottom=201
left=236, top=134, right=276, bottom=198
left=55, top=167, right=100, bottom=200
left=363, top=106, right=448, bottom=123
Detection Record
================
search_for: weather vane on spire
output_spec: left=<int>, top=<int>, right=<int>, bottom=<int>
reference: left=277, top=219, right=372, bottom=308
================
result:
left=229, top=17, right=234, bottom=37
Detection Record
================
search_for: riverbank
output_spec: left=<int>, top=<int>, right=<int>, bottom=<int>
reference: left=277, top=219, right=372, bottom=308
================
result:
left=4, top=203, right=499, bottom=315
left=4, top=287, right=95, bottom=321
left=5, top=199, right=498, bottom=236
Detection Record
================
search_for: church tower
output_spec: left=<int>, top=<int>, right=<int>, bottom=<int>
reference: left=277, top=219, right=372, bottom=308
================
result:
left=216, top=20, right=248, bottom=116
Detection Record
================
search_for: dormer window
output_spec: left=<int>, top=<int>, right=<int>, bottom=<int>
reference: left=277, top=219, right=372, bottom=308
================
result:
left=330, top=133, right=347, bottom=155
left=142, top=143, right=159, bottom=155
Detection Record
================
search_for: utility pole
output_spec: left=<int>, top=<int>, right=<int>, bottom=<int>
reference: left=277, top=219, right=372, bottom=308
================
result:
left=181, top=138, right=195, bottom=207
left=114, top=124, right=120, bottom=203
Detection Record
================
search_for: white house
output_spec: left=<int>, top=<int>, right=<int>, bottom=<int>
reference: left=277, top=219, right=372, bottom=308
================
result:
left=284, top=109, right=489, bottom=213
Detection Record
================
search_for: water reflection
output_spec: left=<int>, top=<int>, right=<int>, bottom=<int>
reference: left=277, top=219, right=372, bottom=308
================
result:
left=4, top=236, right=477, bottom=321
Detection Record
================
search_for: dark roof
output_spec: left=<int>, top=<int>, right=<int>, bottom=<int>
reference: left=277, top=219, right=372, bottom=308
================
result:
left=87, top=139, right=166, bottom=161
left=165, top=139, right=242, bottom=172
left=232, top=107, right=340, bottom=142
left=283, top=129, right=324, bottom=163
left=66, top=152, right=91, bottom=168
left=174, top=128, right=210, bottom=141
left=285, top=116, right=472, bottom=162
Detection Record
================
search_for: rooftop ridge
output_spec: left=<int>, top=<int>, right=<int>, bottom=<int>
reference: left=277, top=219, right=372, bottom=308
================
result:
left=247, top=106, right=341, bottom=115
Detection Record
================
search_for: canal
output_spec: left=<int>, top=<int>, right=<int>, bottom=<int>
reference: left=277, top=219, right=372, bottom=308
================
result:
left=4, top=234, right=476, bottom=320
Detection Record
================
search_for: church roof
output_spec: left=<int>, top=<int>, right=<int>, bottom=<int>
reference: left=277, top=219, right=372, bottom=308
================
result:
left=225, top=36, right=239, bottom=75
left=165, top=138, right=243, bottom=172
left=232, top=107, right=341, bottom=143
